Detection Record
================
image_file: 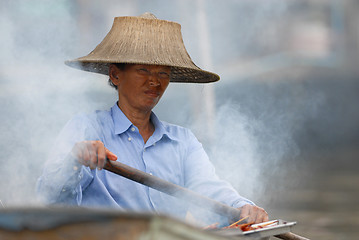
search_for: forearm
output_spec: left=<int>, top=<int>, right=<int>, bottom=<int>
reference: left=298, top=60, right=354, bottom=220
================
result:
left=36, top=154, right=83, bottom=205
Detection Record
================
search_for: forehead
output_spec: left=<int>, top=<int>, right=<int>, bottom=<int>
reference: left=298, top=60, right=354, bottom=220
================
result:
left=126, top=64, right=171, bottom=72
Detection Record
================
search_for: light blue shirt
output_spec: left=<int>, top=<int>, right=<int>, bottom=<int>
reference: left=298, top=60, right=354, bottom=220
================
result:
left=36, top=103, right=254, bottom=222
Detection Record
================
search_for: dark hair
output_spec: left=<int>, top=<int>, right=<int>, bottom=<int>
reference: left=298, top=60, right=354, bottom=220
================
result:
left=108, top=63, right=127, bottom=90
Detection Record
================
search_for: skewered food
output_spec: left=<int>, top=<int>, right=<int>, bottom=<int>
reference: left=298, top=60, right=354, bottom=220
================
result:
left=224, top=220, right=279, bottom=232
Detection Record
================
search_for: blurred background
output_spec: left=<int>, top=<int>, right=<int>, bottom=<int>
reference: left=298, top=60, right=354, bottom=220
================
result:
left=0, top=0, right=358, bottom=239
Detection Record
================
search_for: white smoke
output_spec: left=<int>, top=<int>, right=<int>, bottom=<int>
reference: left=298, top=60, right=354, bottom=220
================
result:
left=0, top=1, right=116, bottom=206
left=0, top=0, right=326, bottom=216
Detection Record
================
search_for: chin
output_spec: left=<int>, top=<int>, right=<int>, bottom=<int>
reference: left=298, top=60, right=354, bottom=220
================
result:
left=140, top=103, right=157, bottom=112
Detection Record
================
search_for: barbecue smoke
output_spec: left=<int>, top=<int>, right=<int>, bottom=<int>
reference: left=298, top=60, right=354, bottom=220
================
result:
left=0, top=0, right=327, bottom=225
left=0, top=1, right=118, bottom=206
left=0, top=0, right=293, bottom=210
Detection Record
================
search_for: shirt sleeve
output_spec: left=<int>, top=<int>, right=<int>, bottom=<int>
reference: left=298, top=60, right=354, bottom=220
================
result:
left=36, top=114, right=96, bottom=205
left=183, top=130, right=255, bottom=209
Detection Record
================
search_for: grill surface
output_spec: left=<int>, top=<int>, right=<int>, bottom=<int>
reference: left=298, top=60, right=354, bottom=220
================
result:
left=0, top=207, right=295, bottom=240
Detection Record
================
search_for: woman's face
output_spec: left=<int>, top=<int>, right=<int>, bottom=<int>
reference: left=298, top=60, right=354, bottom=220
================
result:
left=111, top=64, right=171, bottom=113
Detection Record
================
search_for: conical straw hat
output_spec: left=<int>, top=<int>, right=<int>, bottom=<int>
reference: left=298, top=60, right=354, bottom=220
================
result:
left=65, top=13, right=220, bottom=83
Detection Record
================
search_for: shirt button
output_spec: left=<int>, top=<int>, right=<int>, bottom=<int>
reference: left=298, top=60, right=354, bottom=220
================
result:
left=73, top=166, right=79, bottom=171
left=62, top=188, right=66, bottom=192
left=128, top=137, right=132, bottom=141
left=149, top=173, right=153, bottom=175
left=131, top=127, right=135, bottom=132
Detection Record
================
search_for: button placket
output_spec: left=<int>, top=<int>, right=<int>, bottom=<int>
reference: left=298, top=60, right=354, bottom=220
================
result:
left=142, top=148, right=154, bottom=209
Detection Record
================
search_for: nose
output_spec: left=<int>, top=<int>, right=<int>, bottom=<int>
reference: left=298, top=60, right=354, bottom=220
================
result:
left=148, top=76, right=160, bottom=87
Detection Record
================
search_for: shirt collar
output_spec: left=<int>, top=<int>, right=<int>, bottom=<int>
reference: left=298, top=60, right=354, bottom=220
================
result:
left=111, top=102, right=178, bottom=142
left=111, top=103, right=133, bottom=135
left=150, top=112, right=179, bottom=142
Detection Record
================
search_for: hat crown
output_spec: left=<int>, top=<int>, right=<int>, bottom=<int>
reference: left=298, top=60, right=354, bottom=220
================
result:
left=139, top=12, right=157, bottom=19
left=65, top=13, right=219, bottom=83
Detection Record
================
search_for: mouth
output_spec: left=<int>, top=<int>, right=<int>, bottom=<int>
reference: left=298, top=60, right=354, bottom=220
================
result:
left=144, top=90, right=160, bottom=98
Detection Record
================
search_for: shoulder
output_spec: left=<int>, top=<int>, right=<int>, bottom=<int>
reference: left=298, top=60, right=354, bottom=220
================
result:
left=69, top=109, right=111, bottom=127
left=159, top=121, right=202, bottom=153
left=160, top=120, right=195, bottom=139
left=64, top=109, right=113, bottom=137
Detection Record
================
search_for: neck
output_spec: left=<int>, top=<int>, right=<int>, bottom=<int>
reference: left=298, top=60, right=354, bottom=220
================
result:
left=117, top=102, right=154, bottom=143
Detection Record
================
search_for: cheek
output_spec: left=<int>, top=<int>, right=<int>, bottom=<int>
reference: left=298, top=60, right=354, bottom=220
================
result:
left=161, top=80, right=170, bottom=91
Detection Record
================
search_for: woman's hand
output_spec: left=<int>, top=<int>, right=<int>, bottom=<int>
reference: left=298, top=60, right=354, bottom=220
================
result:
left=238, top=204, right=269, bottom=224
left=71, top=140, right=117, bottom=170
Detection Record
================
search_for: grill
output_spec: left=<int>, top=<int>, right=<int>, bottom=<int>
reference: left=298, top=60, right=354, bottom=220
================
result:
left=0, top=207, right=297, bottom=240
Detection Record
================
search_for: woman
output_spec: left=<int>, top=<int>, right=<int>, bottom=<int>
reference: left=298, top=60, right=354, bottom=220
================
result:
left=37, top=12, right=267, bottom=226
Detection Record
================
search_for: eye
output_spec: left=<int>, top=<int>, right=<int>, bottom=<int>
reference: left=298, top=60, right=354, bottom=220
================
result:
left=158, top=72, right=170, bottom=79
left=137, top=68, right=150, bottom=75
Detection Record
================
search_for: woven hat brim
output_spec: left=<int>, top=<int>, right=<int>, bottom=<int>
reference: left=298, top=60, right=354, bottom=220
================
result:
left=65, top=60, right=220, bottom=83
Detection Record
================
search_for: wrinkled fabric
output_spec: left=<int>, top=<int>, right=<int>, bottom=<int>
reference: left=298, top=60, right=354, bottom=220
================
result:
left=36, top=103, right=254, bottom=221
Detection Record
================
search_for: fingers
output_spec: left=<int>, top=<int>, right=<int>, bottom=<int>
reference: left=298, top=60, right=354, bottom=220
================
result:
left=259, top=208, right=269, bottom=222
left=71, top=140, right=117, bottom=170
left=97, top=143, right=106, bottom=170
left=239, top=204, right=250, bottom=220
left=240, top=204, right=257, bottom=223
left=105, top=148, right=118, bottom=161
left=239, top=204, right=269, bottom=224
left=88, top=142, right=98, bottom=169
